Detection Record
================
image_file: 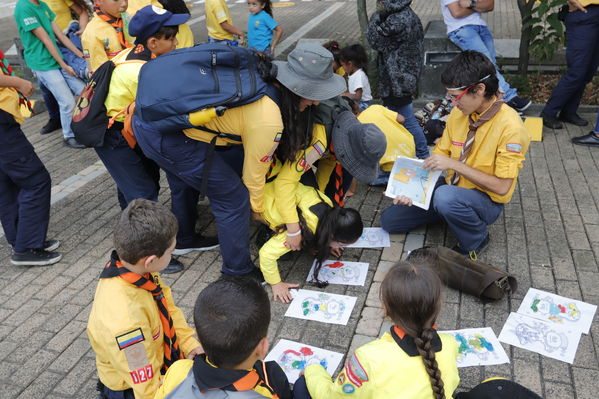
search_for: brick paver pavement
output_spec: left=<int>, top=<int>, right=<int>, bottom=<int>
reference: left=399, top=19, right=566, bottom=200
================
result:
left=1, top=1, right=598, bottom=398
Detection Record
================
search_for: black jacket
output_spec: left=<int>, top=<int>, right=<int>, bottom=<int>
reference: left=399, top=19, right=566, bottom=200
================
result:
left=367, top=0, right=424, bottom=100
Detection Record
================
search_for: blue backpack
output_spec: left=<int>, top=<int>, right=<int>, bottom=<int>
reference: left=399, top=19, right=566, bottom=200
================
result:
left=135, top=43, right=279, bottom=135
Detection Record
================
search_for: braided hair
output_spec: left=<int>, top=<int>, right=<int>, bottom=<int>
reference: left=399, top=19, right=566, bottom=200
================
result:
left=380, top=261, right=446, bottom=399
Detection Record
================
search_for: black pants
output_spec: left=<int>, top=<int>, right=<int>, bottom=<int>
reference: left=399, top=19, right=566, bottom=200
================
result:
left=0, top=110, right=51, bottom=252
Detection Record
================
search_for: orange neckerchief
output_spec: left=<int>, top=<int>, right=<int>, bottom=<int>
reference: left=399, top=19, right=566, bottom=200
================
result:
left=93, top=5, right=132, bottom=49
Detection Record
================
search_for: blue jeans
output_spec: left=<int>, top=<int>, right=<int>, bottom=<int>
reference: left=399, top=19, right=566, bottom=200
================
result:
left=207, top=37, right=239, bottom=46
left=542, top=5, right=599, bottom=118
left=381, top=182, right=504, bottom=251
left=40, top=83, right=60, bottom=121
left=448, top=24, right=517, bottom=102
left=33, top=68, right=85, bottom=139
left=133, top=116, right=255, bottom=276
left=384, top=102, right=430, bottom=159
left=0, top=110, right=51, bottom=252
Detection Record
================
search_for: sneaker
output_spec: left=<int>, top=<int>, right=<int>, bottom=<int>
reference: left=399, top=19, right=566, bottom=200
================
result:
left=43, top=239, right=60, bottom=251
left=161, top=257, right=184, bottom=274
left=11, top=248, right=62, bottom=266
left=64, top=137, right=86, bottom=149
left=173, top=235, right=219, bottom=255
left=507, top=96, right=532, bottom=113
left=541, top=112, right=563, bottom=129
left=40, top=118, right=61, bottom=135
left=451, top=235, right=490, bottom=261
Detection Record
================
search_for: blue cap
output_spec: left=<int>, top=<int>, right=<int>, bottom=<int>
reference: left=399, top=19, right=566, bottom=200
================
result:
left=129, top=5, right=190, bottom=44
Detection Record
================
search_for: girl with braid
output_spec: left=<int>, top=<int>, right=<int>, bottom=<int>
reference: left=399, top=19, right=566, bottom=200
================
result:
left=295, top=260, right=460, bottom=399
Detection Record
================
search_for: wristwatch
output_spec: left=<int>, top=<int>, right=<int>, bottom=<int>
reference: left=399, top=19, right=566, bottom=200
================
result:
left=468, top=0, right=477, bottom=9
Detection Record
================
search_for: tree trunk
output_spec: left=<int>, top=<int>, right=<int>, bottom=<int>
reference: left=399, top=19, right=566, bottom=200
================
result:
left=517, top=0, right=535, bottom=76
left=356, top=0, right=379, bottom=97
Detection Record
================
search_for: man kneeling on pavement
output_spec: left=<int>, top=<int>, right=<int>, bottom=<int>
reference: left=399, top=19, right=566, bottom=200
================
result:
left=381, top=50, right=530, bottom=260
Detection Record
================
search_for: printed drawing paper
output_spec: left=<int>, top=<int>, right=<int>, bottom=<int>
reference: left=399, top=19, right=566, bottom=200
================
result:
left=441, top=327, right=510, bottom=367
left=384, top=156, right=441, bottom=210
left=265, top=339, right=344, bottom=383
left=285, top=289, right=357, bottom=325
left=306, top=259, right=369, bottom=286
left=345, top=227, right=390, bottom=248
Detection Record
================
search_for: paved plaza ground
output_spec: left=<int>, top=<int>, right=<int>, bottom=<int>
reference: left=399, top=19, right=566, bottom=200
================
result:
left=1, top=0, right=599, bottom=398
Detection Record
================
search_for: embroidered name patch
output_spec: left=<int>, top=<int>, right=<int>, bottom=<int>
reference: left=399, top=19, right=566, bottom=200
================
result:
left=451, top=141, right=464, bottom=147
left=130, top=365, right=154, bottom=384
left=116, top=328, right=145, bottom=350
left=506, top=143, right=522, bottom=153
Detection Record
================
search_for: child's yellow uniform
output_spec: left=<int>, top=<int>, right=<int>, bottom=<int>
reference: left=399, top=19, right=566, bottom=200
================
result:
left=357, top=105, right=415, bottom=171
left=433, top=103, right=530, bottom=203
left=205, top=0, right=234, bottom=40
left=82, top=15, right=131, bottom=71
left=45, top=0, right=74, bottom=31
left=87, top=253, right=200, bottom=399
left=183, top=96, right=283, bottom=213
left=304, top=327, right=460, bottom=399
left=259, top=182, right=332, bottom=284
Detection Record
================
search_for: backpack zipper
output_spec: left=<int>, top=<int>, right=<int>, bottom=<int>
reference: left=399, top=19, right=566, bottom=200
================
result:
left=211, top=51, right=219, bottom=93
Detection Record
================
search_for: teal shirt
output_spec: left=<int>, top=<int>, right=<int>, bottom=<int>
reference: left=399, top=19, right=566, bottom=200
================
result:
left=14, top=0, right=61, bottom=71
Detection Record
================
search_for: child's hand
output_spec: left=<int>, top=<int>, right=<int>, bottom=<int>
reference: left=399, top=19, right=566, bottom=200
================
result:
left=187, top=346, right=204, bottom=359
left=270, top=45, right=275, bottom=57
left=272, top=282, right=299, bottom=303
left=392, top=195, right=413, bottom=207
left=330, top=246, right=344, bottom=258
left=63, top=65, right=77, bottom=77
left=396, top=113, right=405, bottom=124
left=17, top=79, right=35, bottom=97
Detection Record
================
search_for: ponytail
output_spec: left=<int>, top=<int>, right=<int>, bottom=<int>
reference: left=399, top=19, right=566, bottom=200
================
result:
left=260, top=0, right=273, bottom=16
left=414, top=328, right=446, bottom=399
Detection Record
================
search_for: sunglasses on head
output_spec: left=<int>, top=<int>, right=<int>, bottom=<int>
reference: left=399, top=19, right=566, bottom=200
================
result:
left=445, top=74, right=491, bottom=104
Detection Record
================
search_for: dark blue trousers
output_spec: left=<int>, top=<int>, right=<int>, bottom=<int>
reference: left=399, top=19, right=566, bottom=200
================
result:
left=94, top=125, right=160, bottom=210
left=134, top=116, right=255, bottom=275
left=380, top=182, right=504, bottom=251
left=543, top=5, right=599, bottom=117
left=0, top=110, right=51, bottom=252
left=293, top=376, right=312, bottom=399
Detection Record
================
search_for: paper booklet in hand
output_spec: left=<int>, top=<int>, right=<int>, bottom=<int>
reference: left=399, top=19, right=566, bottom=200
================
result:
left=385, top=156, right=442, bottom=210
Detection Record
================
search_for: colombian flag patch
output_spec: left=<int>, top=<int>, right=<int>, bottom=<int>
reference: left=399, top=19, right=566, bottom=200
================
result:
left=116, top=328, right=145, bottom=350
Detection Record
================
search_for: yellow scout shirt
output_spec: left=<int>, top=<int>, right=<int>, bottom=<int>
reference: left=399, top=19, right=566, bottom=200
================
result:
left=183, top=96, right=283, bottom=213
left=433, top=102, right=529, bottom=204
left=357, top=105, right=415, bottom=171
left=82, top=15, right=130, bottom=72
left=0, top=88, right=25, bottom=124
left=259, top=182, right=332, bottom=284
left=205, top=0, right=234, bottom=40
left=125, top=0, right=194, bottom=49
left=270, top=124, right=332, bottom=224
left=45, top=0, right=74, bottom=31
left=87, top=271, right=200, bottom=399
left=580, top=0, right=599, bottom=6
left=304, top=330, right=460, bottom=399
left=104, top=47, right=145, bottom=122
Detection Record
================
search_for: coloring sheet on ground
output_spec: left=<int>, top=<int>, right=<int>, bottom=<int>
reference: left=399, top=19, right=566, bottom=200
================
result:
left=384, top=156, right=441, bottom=210
left=345, top=227, right=390, bottom=248
left=441, top=327, right=510, bottom=367
left=265, top=339, right=344, bottom=384
left=517, top=288, right=597, bottom=334
left=285, top=289, right=357, bottom=325
left=498, top=312, right=581, bottom=364
left=306, top=259, right=369, bottom=286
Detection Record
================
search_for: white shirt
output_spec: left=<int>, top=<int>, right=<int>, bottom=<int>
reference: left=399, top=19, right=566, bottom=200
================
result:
left=347, top=68, right=372, bottom=102
left=441, top=0, right=487, bottom=34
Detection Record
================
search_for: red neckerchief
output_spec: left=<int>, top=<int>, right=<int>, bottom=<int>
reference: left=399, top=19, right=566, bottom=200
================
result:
left=0, top=50, right=32, bottom=112
left=93, top=5, right=132, bottom=49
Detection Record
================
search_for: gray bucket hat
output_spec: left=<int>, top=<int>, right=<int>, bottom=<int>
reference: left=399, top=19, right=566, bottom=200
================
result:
left=332, top=111, right=387, bottom=184
left=273, top=42, right=347, bottom=101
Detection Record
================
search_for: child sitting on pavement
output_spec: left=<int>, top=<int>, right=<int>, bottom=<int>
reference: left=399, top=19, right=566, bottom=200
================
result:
left=87, top=199, right=202, bottom=399
left=155, top=278, right=293, bottom=398
left=295, top=258, right=460, bottom=399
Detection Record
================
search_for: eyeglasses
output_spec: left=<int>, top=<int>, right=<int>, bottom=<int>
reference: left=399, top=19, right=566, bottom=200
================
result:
left=445, top=74, right=491, bottom=104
